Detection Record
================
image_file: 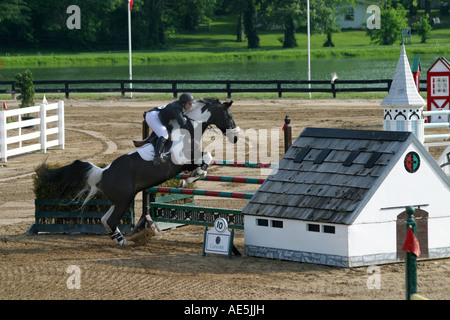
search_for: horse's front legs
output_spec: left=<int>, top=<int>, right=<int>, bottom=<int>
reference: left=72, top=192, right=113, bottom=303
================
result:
left=178, top=152, right=212, bottom=187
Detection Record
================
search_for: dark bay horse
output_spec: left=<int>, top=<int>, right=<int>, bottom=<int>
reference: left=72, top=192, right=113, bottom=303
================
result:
left=40, top=98, right=239, bottom=245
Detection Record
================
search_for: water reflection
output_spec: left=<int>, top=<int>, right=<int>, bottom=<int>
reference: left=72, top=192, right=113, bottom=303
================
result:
left=0, top=56, right=439, bottom=83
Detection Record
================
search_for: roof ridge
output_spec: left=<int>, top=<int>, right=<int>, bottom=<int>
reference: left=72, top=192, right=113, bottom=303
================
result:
left=300, top=127, right=410, bottom=141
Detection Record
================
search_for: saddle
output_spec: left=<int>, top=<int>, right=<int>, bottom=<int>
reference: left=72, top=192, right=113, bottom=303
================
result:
left=133, top=132, right=172, bottom=151
left=133, top=134, right=157, bottom=148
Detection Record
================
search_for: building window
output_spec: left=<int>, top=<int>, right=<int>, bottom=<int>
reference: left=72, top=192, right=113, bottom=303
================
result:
left=323, top=225, right=336, bottom=234
left=345, top=7, right=354, bottom=21
left=257, top=219, right=269, bottom=227
left=307, top=223, right=320, bottom=232
left=431, top=76, right=449, bottom=96
left=271, top=220, right=283, bottom=228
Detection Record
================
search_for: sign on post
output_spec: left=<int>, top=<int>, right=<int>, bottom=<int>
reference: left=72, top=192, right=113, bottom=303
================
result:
left=203, top=218, right=240, bottom=259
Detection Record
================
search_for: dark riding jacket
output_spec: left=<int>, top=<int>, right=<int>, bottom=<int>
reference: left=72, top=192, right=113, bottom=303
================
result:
left=151, top=101, right=187, bottom=128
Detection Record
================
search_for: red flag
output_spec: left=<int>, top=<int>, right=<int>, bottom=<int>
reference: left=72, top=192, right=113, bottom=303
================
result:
left=2, top=102, right=7, bottom=110
left=402, top=226, right=421, bottom=257
left=129, top=0, right=133, bottom=10
left=282, top=123, right=286, bottom=131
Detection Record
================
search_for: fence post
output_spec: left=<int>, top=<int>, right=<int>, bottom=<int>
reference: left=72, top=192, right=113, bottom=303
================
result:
left=0, top=109, right=7, bottom=162
left=39, top=104, right=47, bottom=153
left=331, top=82, right=336, bottom=98
left=65, top=81, right=70, bottom=99
left=11, top=82, right=16, bottom=100
left=120, top=81, right=125, bottom=99
left=284, top=115, right=292, bottom=153
left=172, top=82, right=178, bottom=98
left=405, top=206, right=418, bottom=300
left=142, top=111, right=150, bottom=219
left=277, top=82, right=282, bottom=98
left=227, top=82, right=232, bottom=99
left=387, top=79, right=392, bottom=92
left=57, top=101, right=65, bottom=149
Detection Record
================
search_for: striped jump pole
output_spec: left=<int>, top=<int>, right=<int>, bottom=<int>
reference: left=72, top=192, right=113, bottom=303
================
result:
left=210, top=160, right=278, bottom=169
left=147, top=187, right=255, bottom=200
left=175, top=173, right=265, bottom=185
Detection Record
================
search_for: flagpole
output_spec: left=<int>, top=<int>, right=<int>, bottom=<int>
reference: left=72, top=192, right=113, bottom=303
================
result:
left=128, top=0, right=133, bottom=98
left=307, top=0, right=311, bottom=98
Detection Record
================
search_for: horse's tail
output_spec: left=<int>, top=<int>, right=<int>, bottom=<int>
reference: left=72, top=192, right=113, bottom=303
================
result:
left=39, top=160, right=106, bottom=208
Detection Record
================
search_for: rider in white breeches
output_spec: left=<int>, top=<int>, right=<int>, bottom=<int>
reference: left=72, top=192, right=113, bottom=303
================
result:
left=146, top=92, right=194, bottom=164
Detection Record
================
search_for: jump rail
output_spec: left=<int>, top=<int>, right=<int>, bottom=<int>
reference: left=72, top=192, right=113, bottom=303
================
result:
left=423, top=110, right=450, bottom=142
left=175, top=173, right=265, bottom=184
left=147, top=187, right=255, bottom=200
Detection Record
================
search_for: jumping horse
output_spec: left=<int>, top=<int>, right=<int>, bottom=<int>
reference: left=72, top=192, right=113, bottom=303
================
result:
left=39, top=98, right=240, bottom=245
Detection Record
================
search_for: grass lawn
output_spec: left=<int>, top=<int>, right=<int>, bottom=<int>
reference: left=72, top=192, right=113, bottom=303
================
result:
left=1, top=14, right=450, bottom=67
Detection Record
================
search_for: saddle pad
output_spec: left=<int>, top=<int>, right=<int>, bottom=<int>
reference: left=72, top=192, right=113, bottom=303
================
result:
left=135, top=143, right=155, bottom=161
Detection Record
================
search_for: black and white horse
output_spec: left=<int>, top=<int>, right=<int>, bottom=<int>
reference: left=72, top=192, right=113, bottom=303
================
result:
left=40, top=98, right=239, bottom=245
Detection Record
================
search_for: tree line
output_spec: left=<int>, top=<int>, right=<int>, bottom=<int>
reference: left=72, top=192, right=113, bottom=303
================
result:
left=0, top=0, right=440, bottom=51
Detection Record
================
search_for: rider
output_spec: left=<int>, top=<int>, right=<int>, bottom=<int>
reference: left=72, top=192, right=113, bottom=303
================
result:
left=145, top=92, right=194, bottom=165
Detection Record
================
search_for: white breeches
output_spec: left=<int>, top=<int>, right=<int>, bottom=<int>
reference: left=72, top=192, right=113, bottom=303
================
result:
left=146, top=110, right=169, bottom=139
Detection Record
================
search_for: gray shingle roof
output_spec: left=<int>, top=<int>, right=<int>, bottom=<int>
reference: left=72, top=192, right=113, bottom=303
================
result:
left=242, top=127, right=412, bottom=224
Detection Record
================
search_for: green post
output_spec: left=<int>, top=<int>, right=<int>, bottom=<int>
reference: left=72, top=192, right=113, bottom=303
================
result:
left=405, top=206, right=418, bottom=300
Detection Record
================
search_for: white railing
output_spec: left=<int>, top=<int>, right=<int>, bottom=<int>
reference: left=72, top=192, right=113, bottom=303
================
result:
left=0, top=101, right=64, bottom=162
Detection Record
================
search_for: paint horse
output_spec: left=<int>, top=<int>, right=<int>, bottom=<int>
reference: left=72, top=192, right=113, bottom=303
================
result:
left=39, top=98, right=240, bottom=245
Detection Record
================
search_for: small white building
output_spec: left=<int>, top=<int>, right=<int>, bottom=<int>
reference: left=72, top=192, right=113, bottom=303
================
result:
left=243, top=128, right=450, bottom=267
left=335, top=0, right=378, bottom=29
left=243, top=43, right=450, bottom=268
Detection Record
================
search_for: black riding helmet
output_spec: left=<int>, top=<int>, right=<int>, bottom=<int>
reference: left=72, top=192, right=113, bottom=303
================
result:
left=179, top=92, right=194, bottom=107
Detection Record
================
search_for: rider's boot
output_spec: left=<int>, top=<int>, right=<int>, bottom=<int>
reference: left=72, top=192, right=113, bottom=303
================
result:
left=153, top=136, right=167, bottom=165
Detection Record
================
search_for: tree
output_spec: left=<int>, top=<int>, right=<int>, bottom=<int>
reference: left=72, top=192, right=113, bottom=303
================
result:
left=0, top=0, right=33, bottom=45
left=366, top=5, right=408, bottom=45
left=243, top=0, right=260, bottom=48
left=15, top=70, right=35, bottom=109
left=413, top=14, right=432, bottom=43
left=269, top=0, right=301, bottom=48
left=165, top=0, right=217, bottom=32
left=258, top=0, right=342, bottom=49
left=131, top=0, right=166, bottom=49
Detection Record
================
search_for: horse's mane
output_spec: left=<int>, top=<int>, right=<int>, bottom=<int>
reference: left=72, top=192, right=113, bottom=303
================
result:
left=187, top=98, right=219, bottom=121
left=189, top=98, right=217, bottom=111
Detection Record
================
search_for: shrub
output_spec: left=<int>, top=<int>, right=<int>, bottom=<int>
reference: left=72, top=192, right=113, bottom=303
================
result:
left=14, top=70, right=35, bottom=108
left=413, top=14, right=432, bottom=43
left=366, top=6, right=408, bottom=45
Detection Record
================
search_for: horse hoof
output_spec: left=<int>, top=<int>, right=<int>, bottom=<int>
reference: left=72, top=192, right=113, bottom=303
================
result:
left=177, top=180, right=187, bottom=188
left=110, top=229, right=126, bottom=246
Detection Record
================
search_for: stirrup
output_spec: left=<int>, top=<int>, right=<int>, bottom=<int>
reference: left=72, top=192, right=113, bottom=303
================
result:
left=153, top=154, right=167, bottom=165
left=110, top=228, right=126, bottom=246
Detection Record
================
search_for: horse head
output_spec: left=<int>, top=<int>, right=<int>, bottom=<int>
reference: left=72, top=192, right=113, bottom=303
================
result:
left=189, top=98, right=240, bottom=144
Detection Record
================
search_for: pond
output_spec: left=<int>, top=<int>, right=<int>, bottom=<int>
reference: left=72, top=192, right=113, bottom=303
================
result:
left=0, top=55, right=442, bottom=91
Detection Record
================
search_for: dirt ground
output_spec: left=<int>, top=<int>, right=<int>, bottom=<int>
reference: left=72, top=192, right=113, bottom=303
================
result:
left=1, top=96, right=449, bottom=301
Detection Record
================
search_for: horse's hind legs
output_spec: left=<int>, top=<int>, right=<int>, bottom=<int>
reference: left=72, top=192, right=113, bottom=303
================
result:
left=101, top=204, right=127, bottom=246
left=109, top=228, right=126, bottom=246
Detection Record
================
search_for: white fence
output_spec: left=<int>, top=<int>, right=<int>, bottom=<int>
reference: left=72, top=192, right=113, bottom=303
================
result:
left=0, top=101, right=64, bottom=162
